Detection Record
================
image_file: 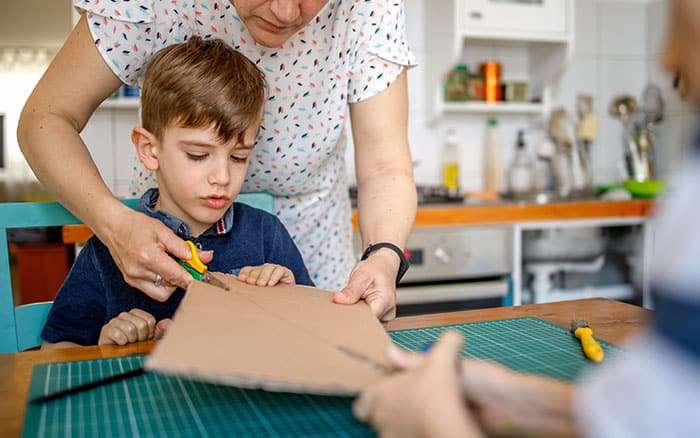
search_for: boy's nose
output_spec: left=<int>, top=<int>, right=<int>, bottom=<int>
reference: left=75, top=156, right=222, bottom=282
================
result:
left=208, top=161, right=230, bottom=186
left=269, top=0, right=301, bottom=24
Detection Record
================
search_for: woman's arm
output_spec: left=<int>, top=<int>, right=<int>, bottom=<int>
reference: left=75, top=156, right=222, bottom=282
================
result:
left=17, top=15, right=197, bottom=300
left=333, top=69, right=417, bottom=321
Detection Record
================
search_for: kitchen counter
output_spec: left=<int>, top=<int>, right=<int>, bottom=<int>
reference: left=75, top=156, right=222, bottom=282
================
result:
left=63, top=199, right=655, bottom=243
left=352, top=198, right=655, bottom=229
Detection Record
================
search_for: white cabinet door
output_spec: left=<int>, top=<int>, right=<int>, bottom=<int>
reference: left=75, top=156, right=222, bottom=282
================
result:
left=457, top=0, right=569, bottom=41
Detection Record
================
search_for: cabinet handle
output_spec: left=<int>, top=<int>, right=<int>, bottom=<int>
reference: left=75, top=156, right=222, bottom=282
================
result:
left=469, top=10, right=483, bottom=20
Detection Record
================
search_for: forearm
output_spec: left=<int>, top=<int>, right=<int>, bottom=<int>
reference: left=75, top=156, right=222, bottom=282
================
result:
left=498, top=377, right=578, bottom=437
left=465, top=363, right=578, bottom=437
left=16, top=14, right=130, bottom=240
left=356, top=168, right=417, bottom=249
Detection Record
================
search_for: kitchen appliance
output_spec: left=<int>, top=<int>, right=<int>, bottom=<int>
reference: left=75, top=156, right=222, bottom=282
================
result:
left=350, top=185, right=512, bottom=314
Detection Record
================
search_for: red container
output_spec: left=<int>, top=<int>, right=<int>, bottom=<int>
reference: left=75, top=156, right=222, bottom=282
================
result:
left=480, top=61, right=502, bottom=102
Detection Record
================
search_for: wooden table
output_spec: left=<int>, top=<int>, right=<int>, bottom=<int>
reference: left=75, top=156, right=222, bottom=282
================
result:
left=0, top=298, right=649, bottom=437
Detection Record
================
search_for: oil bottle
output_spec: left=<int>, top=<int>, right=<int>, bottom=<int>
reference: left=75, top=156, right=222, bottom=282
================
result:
left=443, top=127, right=460, bottom=197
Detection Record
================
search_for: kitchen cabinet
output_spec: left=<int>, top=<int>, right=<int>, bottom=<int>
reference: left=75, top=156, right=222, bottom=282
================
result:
left=456, top=0, right=569, bottom=41
left=515, top=216, right=651, bottom=308
left=424, top=0, right=574, bottom=120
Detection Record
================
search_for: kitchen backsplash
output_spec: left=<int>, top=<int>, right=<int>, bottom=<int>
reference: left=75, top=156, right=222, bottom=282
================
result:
left=0, top=0, right=692, bottom=199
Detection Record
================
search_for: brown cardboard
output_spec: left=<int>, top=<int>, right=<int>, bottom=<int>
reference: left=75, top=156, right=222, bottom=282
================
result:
left=145, top=274, right=393, bottom=395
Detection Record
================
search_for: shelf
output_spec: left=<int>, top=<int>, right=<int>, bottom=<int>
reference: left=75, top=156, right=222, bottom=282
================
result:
left=440, top=101, right=543, bottom=115
left=98, top=97, right=140, bottom=110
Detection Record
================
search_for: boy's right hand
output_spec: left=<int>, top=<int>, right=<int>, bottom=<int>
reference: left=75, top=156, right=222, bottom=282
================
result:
left=98, top=308, right=171, bottom=345
left=237, top=263, right=296, bottom=286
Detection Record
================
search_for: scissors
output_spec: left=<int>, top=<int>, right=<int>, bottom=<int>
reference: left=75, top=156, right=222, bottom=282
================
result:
left=178, top=240, right=230, bottom=291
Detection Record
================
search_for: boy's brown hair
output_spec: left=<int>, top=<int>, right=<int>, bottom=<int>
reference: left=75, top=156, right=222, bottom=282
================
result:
left=140, top=36, right=267, bottom=142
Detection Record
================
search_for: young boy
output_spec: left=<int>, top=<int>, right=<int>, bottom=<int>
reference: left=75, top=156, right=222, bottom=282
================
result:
left=41, top=36, right=313, bottom=349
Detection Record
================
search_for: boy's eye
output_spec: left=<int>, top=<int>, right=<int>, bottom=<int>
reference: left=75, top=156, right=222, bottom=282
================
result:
left=186, top=153, right=207, bottom=161
left=231, top=155, right=248, bottom=163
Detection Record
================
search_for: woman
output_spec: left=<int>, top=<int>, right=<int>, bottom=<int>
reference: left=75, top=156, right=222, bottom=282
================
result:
left=17, top=0, right=417, bottom=321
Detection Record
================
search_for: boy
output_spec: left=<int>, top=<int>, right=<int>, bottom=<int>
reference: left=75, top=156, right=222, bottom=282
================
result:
left=41, top=36, right=313, bottom=349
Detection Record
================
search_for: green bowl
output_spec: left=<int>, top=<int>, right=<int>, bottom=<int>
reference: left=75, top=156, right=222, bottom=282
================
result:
left=624, top=179, right=666, bottom=198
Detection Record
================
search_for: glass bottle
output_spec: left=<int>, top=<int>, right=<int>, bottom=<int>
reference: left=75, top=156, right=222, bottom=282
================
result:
left=443, top=128, right=460, bottom=197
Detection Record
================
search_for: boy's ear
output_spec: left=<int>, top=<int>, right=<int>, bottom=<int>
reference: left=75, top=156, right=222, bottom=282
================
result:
left=132, top=126, right=160, bottom=171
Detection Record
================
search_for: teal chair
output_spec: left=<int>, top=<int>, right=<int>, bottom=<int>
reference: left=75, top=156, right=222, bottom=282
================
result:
left=0, top=192, right=274, bottom=353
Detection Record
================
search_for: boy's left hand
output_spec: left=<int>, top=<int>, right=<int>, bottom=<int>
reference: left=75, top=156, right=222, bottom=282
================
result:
left=98, top=308, right=172, bottom=345
left=237, top=263, right=296, bottom=286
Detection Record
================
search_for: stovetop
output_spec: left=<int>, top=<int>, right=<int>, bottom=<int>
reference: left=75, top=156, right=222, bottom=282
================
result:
left=349, top=184, right=464, bottom=208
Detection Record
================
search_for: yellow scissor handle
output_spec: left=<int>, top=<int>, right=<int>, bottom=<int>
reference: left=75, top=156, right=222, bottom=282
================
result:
left=180, top=240, right=207, bottom=275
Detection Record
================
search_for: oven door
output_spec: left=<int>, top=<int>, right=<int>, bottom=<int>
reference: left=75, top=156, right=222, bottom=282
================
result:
left=397, top=279, right=509, bottom=305
left=354, top=224, right=513, bottom=306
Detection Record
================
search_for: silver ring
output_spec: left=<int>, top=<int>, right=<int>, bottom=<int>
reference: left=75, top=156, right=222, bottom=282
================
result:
left=154, top=274, right=163, bottom=287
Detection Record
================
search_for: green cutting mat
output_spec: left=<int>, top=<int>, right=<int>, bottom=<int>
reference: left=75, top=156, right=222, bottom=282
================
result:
left=23, top=317, right=622, bottom=437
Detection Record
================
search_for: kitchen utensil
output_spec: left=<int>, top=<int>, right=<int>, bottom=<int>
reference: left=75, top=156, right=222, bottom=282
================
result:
left=641, top=83, right=664, bottom=125
left=609, top=95, right=637, bottom=121
left=552, top=109, right=592, bottom=192
left=576, top=94, right=597, bottom=153
left=623, top=179, right=666, bottom=198
left=609, top=95, right=643, bottom=180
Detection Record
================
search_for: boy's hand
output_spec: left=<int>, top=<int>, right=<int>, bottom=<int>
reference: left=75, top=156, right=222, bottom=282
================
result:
left=237, top=264, right=296, bottom=286
left=98, top=308, right=171, bottom=345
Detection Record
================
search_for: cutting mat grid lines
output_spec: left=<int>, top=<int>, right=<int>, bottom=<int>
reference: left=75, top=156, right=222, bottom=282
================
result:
left=390, top=317, right=623, bottom=380
left=24, top=317, right=622, bottom=437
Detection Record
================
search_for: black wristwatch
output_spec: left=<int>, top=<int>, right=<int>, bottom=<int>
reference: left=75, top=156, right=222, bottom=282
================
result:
left=361, top=242, right=410, bottom=286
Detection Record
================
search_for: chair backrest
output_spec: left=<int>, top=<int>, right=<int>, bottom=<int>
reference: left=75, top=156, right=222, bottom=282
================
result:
left=0, top=192, right=273, bottom=353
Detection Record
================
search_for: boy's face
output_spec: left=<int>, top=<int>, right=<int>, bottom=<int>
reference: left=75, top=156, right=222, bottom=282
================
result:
left=149, top=118, right=261, bottom=236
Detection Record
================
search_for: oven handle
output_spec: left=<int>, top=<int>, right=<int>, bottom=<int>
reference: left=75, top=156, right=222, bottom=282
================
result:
left=396, top=280, right=509, bottom=305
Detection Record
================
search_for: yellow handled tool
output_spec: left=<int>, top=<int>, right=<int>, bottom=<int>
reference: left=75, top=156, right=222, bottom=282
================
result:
left=571, top=319, right=604, bottom=363
left=179, top=240, right=230, bottom=291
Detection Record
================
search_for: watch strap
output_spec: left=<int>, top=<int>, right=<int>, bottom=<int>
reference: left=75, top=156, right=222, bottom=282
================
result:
left=360, top=242, right=409, bottom=286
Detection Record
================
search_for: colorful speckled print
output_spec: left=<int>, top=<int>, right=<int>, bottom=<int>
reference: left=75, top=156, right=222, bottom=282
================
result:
left=75, top=0, right=416, bottom=290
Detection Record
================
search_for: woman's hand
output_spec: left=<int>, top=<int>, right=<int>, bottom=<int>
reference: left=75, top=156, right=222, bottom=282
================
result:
left=353, top=331, right=483, bottom=437
left=100, top=209, right=213, bottom=301
left=334, top=248, right=399, bottom=321
left=98, top=309, right=171, bottom=345
left=237, top=263, right=296, bottom=286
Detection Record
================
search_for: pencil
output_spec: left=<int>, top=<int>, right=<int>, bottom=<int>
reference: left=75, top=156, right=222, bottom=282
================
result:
left=29, top=367, right=145, bottom=405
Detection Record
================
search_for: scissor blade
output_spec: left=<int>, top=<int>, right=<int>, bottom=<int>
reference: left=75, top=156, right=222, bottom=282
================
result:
left=336, top=345, right=392, bottom=374
left=202, top=272, right=230, bottom=291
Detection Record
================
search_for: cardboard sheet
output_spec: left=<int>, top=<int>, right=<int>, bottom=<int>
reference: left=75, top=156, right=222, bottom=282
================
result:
left=145, top=274, right=393, bottom=395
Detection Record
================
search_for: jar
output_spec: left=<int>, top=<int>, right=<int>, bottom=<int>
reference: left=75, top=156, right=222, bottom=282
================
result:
left=444, top=64, right=470, bottom=101
left=480, top=61, right=502, bottom=102
left=468, top=74, right=484, bottom=100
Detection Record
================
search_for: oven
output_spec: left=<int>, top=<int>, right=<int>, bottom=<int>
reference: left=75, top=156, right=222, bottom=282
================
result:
left=351, top=185, right=514, bottom=315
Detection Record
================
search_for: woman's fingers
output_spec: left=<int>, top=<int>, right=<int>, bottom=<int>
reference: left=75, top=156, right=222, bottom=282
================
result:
left=386, top=344, right=425, bottom=370
left=104, top=211, right=194, bottom=300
